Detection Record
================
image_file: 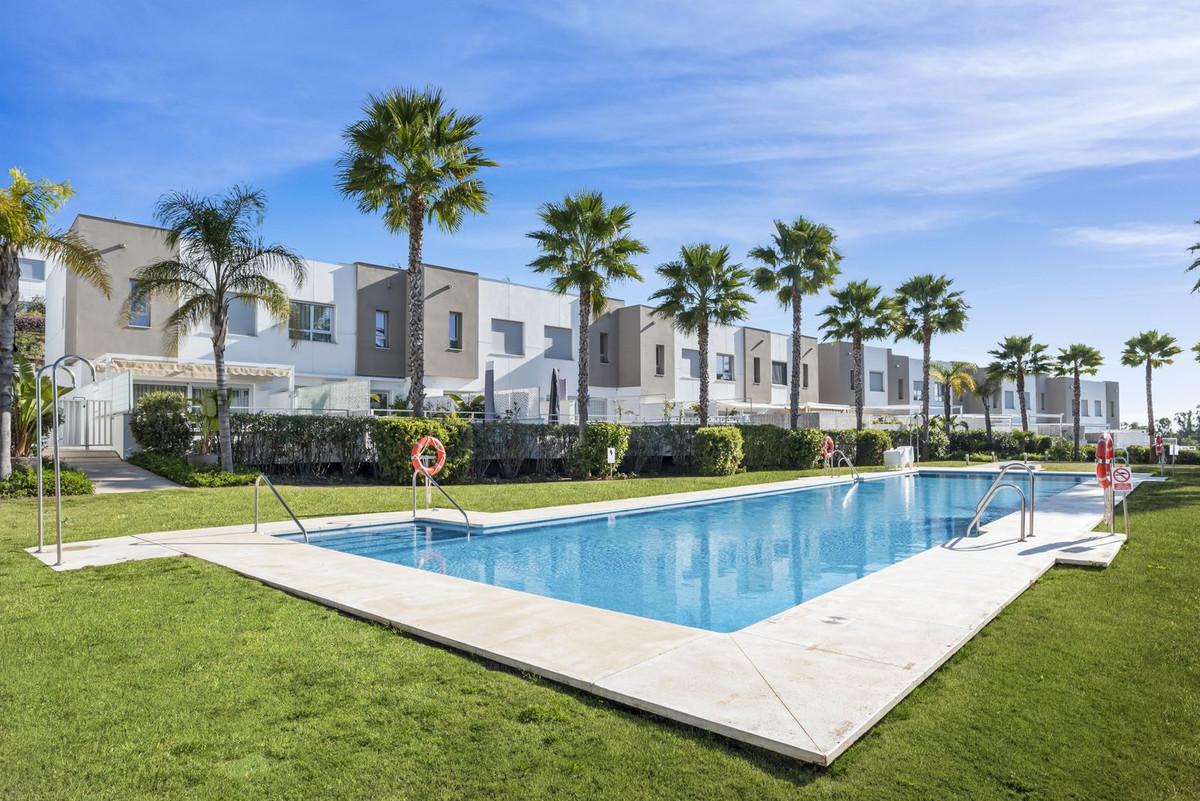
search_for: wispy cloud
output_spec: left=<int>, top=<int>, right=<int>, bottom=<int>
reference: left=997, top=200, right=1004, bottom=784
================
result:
left=1056, top=224, right=1198, bottom=255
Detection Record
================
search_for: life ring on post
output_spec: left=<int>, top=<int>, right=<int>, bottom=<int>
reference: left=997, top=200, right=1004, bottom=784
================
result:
left=410, top=436, right=447, bottom=476
left=1095, top=434, right=1112, bottom=489
left=1155, top=433, right=1164, bottom=459
left=822, top=435, right=836, bottom=461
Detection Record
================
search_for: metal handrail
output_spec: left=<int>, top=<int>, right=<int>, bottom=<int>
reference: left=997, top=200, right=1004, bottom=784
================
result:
left=981, top=461, right=1037, bottom=538
left=254, top=474, right=309, bottom=543
left=36, top=354, right=96, bottom=566
left=966, top=482, right=1028, bottom=540
left=412, top=468, right=471, bottom=535
left=828, top=449, right=860, bottom=481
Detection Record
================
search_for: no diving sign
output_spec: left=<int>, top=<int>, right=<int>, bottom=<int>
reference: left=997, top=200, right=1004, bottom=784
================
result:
left=1112, top=466, right=1132, bottom=492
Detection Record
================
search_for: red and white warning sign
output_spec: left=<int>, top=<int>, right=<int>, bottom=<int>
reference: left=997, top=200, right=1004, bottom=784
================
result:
left=1112, top=466, right=1133, bottom=492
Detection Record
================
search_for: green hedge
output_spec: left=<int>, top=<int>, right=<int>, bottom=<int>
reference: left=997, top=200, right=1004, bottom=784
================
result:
left=375, top=417, right=473, bottom=484
left=230, top=413, right=379, bottom=478
left=695, top=426, right=743, bottom=476
left=855, top=429, right=892, bottom=466
left=0, top=461, right=93, bottom=498
left=128, top=452, right=257, bottom=487
left=130, top=392, right=194, bottom=457
left=736, top=425, right=791, bottom=470
left=575, top=423, right=630, bottom=478
left=788, top=428, right=825, bottom=470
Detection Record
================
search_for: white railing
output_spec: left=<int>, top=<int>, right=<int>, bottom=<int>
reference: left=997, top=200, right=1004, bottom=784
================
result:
left=58, top=399, right=114, bottom=448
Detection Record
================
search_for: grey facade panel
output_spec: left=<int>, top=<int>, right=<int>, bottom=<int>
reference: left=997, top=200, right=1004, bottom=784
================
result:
left=423, top=265, right=479, bottom=379
left=588, top=301, right=625, bottom=387
left=354, top=263, right=406, bottom=378
left=742, top=327, right=771, bottom=404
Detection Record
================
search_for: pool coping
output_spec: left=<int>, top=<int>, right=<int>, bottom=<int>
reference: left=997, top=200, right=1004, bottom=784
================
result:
left=26, top=466, right=1148, bottom=765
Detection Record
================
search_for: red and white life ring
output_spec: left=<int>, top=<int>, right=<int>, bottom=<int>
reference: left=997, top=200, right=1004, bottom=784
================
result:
left=410, top=435, right=447, bottom=476
left=821, top=435, right=836, bottom=461
left=1155, top=433, right=1164, bottom=458
left=1095, top=433, right=1112, bottom=489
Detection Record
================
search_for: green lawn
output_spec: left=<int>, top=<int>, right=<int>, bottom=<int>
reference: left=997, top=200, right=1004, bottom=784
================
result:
left=2, top=465, right=1197, bottom=800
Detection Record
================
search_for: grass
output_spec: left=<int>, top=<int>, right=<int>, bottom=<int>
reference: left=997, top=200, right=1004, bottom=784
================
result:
left=1, top=464, right=1197, bottom=799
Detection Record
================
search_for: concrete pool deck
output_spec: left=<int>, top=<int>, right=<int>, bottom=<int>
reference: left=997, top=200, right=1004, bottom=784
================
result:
left=26, top=467, right=1147, bottom=765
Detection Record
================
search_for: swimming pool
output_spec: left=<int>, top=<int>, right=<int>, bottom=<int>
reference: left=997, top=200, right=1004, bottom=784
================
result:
left=297, top=471, right=1089, bottom=632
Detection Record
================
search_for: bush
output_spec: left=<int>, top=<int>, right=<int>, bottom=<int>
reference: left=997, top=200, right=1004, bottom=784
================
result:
left=925, top=427, right=949, bottom=459
left=130, top=392, right=194, bottom=457
left=1045, top=437, right=1077, bottom=461
left=624, top=424, right=667, bottom=474
left=128, top=452, right=257, bottom=487
left=694, top=426, right=743, bottom=476
left=950, top=429, right=989, bottom=455
left=574, top=422, right=630, bottom=478
left=787, top=428, right=825, bottom=470
left=737, top=425, right=792, bottom=470
left=855, top=429, right=892, bottom=466
left=0, top=461, right=93, bottom=498
left=231, top=414, right=383, bottom=479
left=375, top=417, right=472, bottom=483
left=828, top=429, right=857, bottom=458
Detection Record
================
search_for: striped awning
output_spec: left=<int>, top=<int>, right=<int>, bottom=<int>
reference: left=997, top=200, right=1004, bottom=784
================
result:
left=102, top=357, right=292, bottom=380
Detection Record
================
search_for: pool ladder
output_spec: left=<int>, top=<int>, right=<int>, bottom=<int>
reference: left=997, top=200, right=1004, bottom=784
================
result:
left=253, top=474, right=309, bottom=543
left=412, top=467, right=471, bottom=536
left=966, top=462, right=1036, bottom=541
left=826, top=449, right=860, bottom=481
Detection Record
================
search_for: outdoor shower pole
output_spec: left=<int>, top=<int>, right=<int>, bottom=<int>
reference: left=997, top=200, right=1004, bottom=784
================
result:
left=49, top=355, right=97, bottom=566
left=34, top=364, right=75, bottom=553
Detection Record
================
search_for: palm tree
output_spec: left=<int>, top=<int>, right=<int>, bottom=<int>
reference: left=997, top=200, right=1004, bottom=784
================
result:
left=748, top=218, right=841, bottom=429
left=892, top=274, right=968, bottom=456
left=818, top=281, right=899, bottom=431
left=527, top=191, right=647, bottom=427
left=987, top=335, right=1050, bottom=432
left=1188, top=217, right=1199, bottom=292
left=971, top=369, right=1004, bottom=449
left=338, top=87, right=496, bottom=416
left=128, top=186, right=306, bottom=471
left=0, top=169, right=110, bottom=478
left=1121, top=330, right=1182, bottom=443
left=1054, top=344, right=1103, bottom=459
left=649, top=244, right=752, bottom=427
left=928, top=360, right=977, bottom=438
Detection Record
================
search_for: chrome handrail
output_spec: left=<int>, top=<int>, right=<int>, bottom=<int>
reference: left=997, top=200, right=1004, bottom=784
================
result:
left=412, top=468, right=471, bottom=535
left=966, top=482, right=1028, bottom=540
left=981, top=461, right=1037, bottom=538
left=827, top=449, right=860, bottom=481
left=254, top=474, right=308, bottom=543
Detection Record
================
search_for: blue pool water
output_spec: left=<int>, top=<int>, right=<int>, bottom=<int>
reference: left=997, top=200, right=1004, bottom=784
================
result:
left=298, top=471, right=1088, bottom=632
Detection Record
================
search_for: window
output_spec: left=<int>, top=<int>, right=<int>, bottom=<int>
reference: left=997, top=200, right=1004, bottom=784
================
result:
left=544, top=325, right=571, bottom=360
left=897, top=378, right=905, bottom=400
left=599, top=332, right=610, bottom=364
left=491, top=318, right=523, bottom=355
left=1094, top=400, right=1102, bottom=418
left=753, top=357, right=761, bottom=384
left=127, top=280, right=150, bottom=328
left=448, top=311, right=463, bottom=350
left=716, top=354, right=734, bottom=381
left=370, top=391, right=390, bottom=410
left=802, top=363, right=809, bottom=389
left=289, top=301, right=333, bottom=342
left=772, top=361, right=787, bottom=385
left=655, top=344, right=665, bottom=376
left=1040, top=392, right=1045, bottom=409
left=913, top=380, right=925, bottom=401
left=1081, top=399, right=1089, bottom=417
left=1024, top=392, right=1031, bottom=410
left=682, top=348, right=702, bottom=379
left=1109, top=400, right=1115, bottom=417
left=18, top=258, right=45, bottom=281
left=190, top=386, right=249, bottom=411
left=228, top=296, right=256, bottom=337
left=868, top=370, right=884, bottom=392
left=374, top=310, right=389, bottom=349
left=1004, top=390, right=1015, bottom=409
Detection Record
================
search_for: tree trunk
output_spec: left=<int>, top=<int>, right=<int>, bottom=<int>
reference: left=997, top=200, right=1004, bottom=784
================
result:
left=1016, top=368, right=1028, bottom=432
left=211, top=310, right=234, bottom=472
left=698, top=317, right=710, bottom=427
left=942, top=383, right=952, bottom=438
left=1072, top=368, right=1081, bottom=460
left=1145, top=361, right=1154, bottom=444
left=852, top=333, right=864, bottom=431
left=406, top=197, right=426, bottom=416
left=983, top=403, right=994, bottom=449
left=789, top=285, right=802, bottom=430
left=577, top=286, right=590, bottom=428
left=0, top=245, right=20, bottom=478
left=920, top=326, right=931, bottom=458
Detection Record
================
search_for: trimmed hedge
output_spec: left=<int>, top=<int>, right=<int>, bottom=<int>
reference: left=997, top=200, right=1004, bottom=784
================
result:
left=130, top=392, right=194, bottom=457
left=231, top=413, right=381, bottom=478
left=695, top=426, right=743, bottom=476
left=575, top=423, right=630, bottom=478
left=855, top=429, right=892, bottom=466
left=0, top=461, right=93, bottom=498
left=736, top=425, right=792, bottom=470
left=128, top=452, right=257, bottom=487
left=788, top=428, right=826, bottom=470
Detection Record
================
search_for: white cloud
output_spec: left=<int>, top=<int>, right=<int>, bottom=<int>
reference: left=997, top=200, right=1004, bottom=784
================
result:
left=1056, top=224, right=1199, bottom=255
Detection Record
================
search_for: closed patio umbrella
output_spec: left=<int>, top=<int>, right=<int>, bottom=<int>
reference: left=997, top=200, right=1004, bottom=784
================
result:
left=548, top=368, right=559, bottom=423
left=484, top=360, right=497, bottom=421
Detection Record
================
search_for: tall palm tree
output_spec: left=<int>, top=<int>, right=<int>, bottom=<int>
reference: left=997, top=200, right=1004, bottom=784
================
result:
left=128, top=186, right=306, bottom=471
left=0, top=168, right=110, bottom=478
left=1121, top=330, right=1182, bottom=443
left=1054, top=344, right=1103, bottom=459
left=818, top=280, right=899, bottom=431
left=649, top=244, right=752, bottom=427
left=987, top=335, right=1050, bottom=432
left=338, top=87, right=496, bottom=416
left=892, top=274, right=968, bottom=456
left=928, top=360, right=977, bottom=438
left=1188, top=217, right=1199, bottom=292
left=748, top=218, right=841, bottom=429
left=527, top=191, right=646, bottom=427
left=971, top=369, right=1004, bottom=449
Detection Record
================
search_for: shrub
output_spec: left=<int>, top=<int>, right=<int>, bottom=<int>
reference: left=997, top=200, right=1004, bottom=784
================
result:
left=694, top=426, right=743, bottom=476
left=624, top=425, right=667, bottom=474
left=375, top=417, right=471, bottom=483
left=1045, top=437, right=1077, bottom=462
left=967, top=451, right=995, bottom=463
left=574, top=422, right=630, bottom=478
left=828, top=429, right=857, bottom=458
left=855, top=429, right=893, bottom=466
left=949, top=429, right=989, bottom=455
left=0, top=461, right=93, bottom=498
left=787, top=428, right=825, bottom=470
left=737, top=425, right=792, bottom=470
left=130, top=392, right=194, bottom=457
left=925, top=427, right=950, bottom=460
left=128, top=452, right=257, bottom=487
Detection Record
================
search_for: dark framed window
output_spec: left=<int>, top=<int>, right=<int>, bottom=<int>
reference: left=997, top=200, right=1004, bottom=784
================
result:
left=449, top=311, right=463, bottom=350
left=772, top=361, right=787, bottom=385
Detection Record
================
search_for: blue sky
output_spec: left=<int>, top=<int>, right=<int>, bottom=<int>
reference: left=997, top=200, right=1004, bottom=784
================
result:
left=5, top=0, right=1199, bottom=422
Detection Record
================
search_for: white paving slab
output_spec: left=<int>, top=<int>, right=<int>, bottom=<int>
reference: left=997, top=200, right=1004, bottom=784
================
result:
left=24, top=466, right=1150, bottom=764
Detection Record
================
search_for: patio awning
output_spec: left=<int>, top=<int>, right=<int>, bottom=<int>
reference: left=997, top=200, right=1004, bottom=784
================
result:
left=102, top=357, right=292, bottom=380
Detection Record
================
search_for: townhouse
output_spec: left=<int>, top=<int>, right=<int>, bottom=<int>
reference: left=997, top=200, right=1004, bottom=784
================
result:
left=40, top=214, right=1121, bottom=454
